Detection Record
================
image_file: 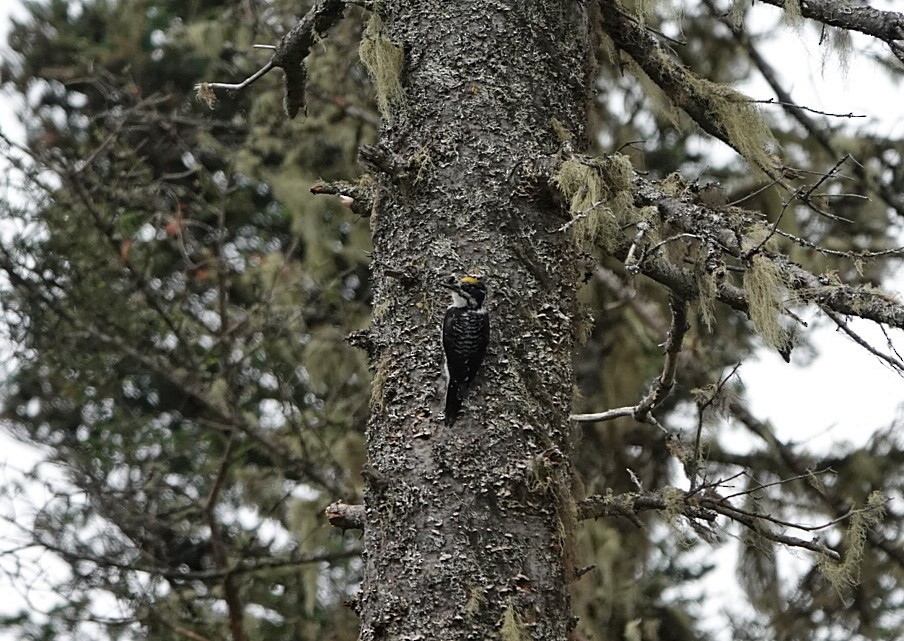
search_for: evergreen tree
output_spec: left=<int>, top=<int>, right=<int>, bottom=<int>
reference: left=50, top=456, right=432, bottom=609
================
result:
left=0, top=1, right=902, bottom=640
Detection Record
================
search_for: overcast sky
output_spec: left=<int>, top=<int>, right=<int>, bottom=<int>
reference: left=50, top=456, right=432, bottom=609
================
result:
left=0, top=1, right=901, bottom=640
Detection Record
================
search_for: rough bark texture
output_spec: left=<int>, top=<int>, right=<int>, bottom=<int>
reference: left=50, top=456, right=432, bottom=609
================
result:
left=359, top=2, right=589, bottom=640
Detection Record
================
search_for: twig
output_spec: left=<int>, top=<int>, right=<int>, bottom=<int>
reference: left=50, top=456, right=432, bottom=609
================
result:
left=704, top=0, right=904, bottom=218
left=197, top=61, right=275, bottom=94
left=558, top=199, right=609, bottom=233
left=635, top=294, right=689, bottom=421
left=689, top=363, right=741, bottom=489
left=823, top=309, right=904, bottom=375
left=750, top=98, right=865, bottom=119
left=623, top=220, right=652, bottom=274
left=570, top=406, right=636, bottom=424
left=729, top=401, right=904, bottom=569
left=572, top=294, right=688, bottom=427
left=719, top=467, right=835, bottom=502
left=770, top=228, right=904, bottom=259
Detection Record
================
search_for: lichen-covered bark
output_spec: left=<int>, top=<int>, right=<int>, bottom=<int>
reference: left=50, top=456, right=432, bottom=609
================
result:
left=358, top=2, right=589, bottom=640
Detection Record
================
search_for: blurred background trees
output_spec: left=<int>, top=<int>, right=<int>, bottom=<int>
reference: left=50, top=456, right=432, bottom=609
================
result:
left=0, top=1, right=901, bottom=640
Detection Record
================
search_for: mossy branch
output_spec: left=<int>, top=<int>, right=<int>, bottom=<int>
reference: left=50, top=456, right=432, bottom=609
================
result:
left=578, top=487, right=842, bottom=560
left=546, top=151, right=904, bottom=381
left=596, top=0, right=779, bottom=174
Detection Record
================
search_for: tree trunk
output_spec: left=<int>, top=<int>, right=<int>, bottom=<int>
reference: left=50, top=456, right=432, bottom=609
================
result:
left=360, top=2, right=589, bottom=640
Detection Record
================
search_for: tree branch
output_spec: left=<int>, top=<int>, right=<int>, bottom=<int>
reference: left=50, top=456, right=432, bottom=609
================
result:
left=702, top=0, right=904, bottom=218
left=577, top=487, right=843, bottom=560
left=756, top=0, right=904, bottom=63
left=729, top=401, right=904, bottom=569
left=632, top=176, right=904, bottom=332
left=326, top=501, right=366, bottom=530
left=571, top=294, right=688, bottom=425
left=596, top=0, right=779, bottom=175
left=197, top=0, right=349, bottom=117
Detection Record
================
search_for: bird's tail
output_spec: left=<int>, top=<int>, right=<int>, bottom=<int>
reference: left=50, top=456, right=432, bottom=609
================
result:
left=444, top=380, right=463, bottom=426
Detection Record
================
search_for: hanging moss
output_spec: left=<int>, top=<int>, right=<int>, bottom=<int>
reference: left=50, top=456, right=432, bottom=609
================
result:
left=824, top=27, right=853, bottom=79
left=660, top=486, right=686, bottom=522
left=696, top=269, right=718, bottom=330
left=549, top=117, right=573, bottom=142
left=553, top=154, right=638, bottom=251
left=359, top=11, right=405, bottom=118
left=624, top=619, right=642, bottom=641
left=743, top=255, right=787, bottom=352
left=727, top=0, right=748, bottom=27
left=681, top=70, right=778, bottom=171
left=685, top=243, right=719, bottom=331
left=624, top=0, right=667, bottom=22
left=818, top=491, right=886, bottom=591
left=781, top=0, right=803, bottom=26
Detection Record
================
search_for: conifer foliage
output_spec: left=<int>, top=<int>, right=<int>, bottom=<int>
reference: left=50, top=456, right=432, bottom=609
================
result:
left=1, top=1, right=903, bottom=640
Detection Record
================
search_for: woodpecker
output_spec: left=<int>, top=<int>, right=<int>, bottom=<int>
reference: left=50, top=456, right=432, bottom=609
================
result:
left=441, top=275, right=490, bottom=425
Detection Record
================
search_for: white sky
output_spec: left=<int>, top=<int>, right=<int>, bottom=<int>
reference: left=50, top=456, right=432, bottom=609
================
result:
left=0, top=1, right=902, bottom=640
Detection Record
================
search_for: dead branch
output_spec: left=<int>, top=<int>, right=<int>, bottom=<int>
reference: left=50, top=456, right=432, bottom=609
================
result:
left=571, top=294, right=688, bottom=426
left=196, top=0, right=349, bottom=117
left=310, top=179, right=376, bottom=217
left=326, top=501, right=366, bottom=530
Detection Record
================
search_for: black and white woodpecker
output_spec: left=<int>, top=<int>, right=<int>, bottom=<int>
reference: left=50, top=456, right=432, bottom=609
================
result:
left=441, top=275, right=490, bottom=426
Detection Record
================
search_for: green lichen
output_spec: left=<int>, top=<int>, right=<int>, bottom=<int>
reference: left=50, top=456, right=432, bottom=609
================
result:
left=625, top=619, right=643, bottom=641
left=686, top=243, right=719, bottom=331
left=501, top=600, right=530, bottom=641
left=625, top=58, right=686, bottom=130
left=696, top=269, right=717, bottom=331
left=659, top=172, right=687, bottom=197
left=743, top=255, right=786, bottom=352
left=411, top=146, right=434, bottom=185
left=818, top=491, right=886, bottom=591
left=465, top=586, right=484, bottom=616
left=682, top=70, right=778, bottom=171
left=553, top=154, right=638, bottom=251
left=660, top=486, right=685, bottom=522
left=727, top=0, right=747, bottom=27
left=370, top=357, right=390, bottom=411
left=626, top=0, right=666, bottom=22
left=359, top=12, right=404, bottom=118
left=823, top=27, right=853, bottom=80
left=549, top=117, right=573, bottom=143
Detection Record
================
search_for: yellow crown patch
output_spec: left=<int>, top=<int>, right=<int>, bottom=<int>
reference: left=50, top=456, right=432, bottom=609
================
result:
left=460, top=276, right=481, bottom=285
